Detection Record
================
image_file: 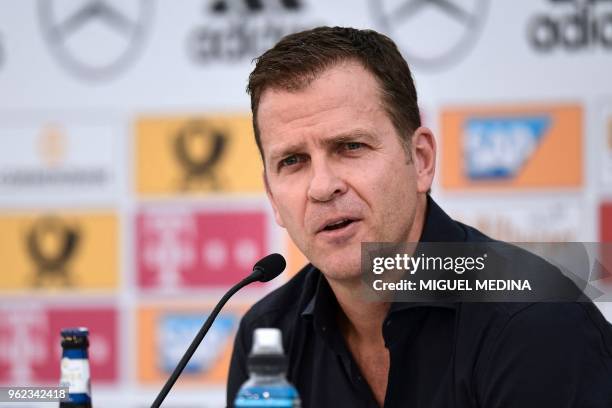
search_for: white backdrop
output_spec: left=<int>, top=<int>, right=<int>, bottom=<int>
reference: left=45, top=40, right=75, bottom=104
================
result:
left=1, top=0, right=611, bottom=406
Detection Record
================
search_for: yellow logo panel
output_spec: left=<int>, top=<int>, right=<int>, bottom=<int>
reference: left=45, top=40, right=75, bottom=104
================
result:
left=0, top=212, right=118, bottom=291
left=285, top=232, right=308, bottom=279
left=135, top=115, right=264, bottom=195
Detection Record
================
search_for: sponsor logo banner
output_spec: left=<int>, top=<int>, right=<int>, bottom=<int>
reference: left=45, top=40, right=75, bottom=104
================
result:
left=527, top=0, right=612, bottom=53
left=601, top=202, right=612, bottom=242
left=445, top=199, right=584, bottom=241
left=369, top=0, right=489, bottom=70
left=136, top=207, right=269, bottom=289
left=0, top=212, right=118, bottom=291
left=602, top=108, right=612, bottom=187
left=600, top=203, right=612, bottom=287
left=187, top=0, right=320, bottom=64
left=0, top=121, right=118, bottom=201
left=285, top=232, right=308, bottom=279
left=441, top=104, right=582, bottom=189
left=135, top=115, right=264, bottom=195
left=0, top=305, right=118, bottom=384
left=137, top=303, right=246, bottom=385
left=38, top=0, right=153, bottom=81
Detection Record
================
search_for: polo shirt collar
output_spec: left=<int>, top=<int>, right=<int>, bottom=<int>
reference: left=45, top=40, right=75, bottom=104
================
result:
left=300, top=269, right=341, bottom=324
left=420, top=195, right=466, bottom=243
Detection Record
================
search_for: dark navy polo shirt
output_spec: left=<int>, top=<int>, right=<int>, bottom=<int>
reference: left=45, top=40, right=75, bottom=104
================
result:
left=227, top=197, right=612, bottom=407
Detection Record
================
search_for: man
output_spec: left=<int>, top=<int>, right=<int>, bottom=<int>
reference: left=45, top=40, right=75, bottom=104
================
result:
left=227, top=26, right=612, bottom=407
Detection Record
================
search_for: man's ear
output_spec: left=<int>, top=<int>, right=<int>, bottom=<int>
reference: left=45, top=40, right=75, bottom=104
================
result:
left=264, top=171, right=286, bottom=228
left=411, top=126, right=436, bottom=194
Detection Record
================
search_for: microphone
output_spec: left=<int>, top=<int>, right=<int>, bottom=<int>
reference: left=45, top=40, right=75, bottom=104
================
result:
left=151, top=253, right=286, bottom=408
left=251, top=253, right=286, bottom=282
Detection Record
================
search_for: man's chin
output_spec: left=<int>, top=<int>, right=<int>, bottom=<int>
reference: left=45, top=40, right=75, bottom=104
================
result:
left=311, top=254, right=362, bottom=284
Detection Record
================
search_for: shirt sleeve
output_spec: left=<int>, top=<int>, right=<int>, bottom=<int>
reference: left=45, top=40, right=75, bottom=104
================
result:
left=226, top=317, right=251, bottom=408
left=476, top=302, right=612, bottom=407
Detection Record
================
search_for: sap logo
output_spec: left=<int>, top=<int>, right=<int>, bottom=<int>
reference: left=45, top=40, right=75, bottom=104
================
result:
left=463, top=116, right=550, bottom=179
left=528, top=0, right=612, bottom=52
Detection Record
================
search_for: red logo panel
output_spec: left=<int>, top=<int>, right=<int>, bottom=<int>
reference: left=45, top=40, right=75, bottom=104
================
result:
left=598, top=203, right=612, bottom=285
left=600, top=203, right=612, bottom=242
left=0, top=306, right=118, bottom=385
left=136, top=209, right=268, bottom=288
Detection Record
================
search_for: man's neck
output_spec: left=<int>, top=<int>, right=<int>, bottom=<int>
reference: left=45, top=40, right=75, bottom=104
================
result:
left=332, top=281, right=390, bottom=343
left=328, top=193, right=428, bottom=342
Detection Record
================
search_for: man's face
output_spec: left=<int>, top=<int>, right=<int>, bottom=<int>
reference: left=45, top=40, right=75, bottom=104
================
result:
left=258, top=61, right=431, bottom=282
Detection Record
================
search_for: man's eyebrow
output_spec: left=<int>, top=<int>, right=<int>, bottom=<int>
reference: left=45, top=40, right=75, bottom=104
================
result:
left=320, top=130, right=377, bottom=148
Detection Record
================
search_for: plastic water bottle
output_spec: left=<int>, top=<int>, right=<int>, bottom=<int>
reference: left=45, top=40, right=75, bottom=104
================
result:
left=234, top=328, right=301, bottom=407
left=59, top=327, right=92, bottom=408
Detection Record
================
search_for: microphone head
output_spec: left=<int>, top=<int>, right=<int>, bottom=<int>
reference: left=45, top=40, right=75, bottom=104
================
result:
left=253, top=253, right=286, bottom=282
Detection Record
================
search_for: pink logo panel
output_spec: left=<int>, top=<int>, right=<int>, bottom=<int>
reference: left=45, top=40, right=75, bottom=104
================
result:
left=601, top=203, right=612, bottom=242
left=137, top=209, right=268, bottom=288
left=0, top=306, right=118, bottom=384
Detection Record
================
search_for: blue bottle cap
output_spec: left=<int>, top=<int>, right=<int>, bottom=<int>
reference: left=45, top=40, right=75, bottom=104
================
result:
left=60, top=327, right=89, bottom=337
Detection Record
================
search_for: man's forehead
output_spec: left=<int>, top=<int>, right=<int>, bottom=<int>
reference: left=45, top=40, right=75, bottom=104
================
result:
left=257, top=62, right=384, bottom=148
left=258, top=61, right=380, bottom=118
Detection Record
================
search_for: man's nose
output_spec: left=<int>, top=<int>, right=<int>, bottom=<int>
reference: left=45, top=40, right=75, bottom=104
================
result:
left=307, top=159, right=347, bottom=202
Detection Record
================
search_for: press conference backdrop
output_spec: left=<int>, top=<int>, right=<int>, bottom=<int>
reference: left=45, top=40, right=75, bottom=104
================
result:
left=0, top=0, right=611, bottom=406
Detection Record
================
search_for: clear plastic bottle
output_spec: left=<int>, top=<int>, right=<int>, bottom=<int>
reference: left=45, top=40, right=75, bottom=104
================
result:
left=234, top=328, right=301, bottom=408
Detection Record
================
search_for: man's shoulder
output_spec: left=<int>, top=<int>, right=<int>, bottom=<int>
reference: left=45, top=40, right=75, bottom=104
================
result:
left=240, top=264, right=319, bottom=329
left=455, top=220, right=493, bottom=243
left=460, top=301, right=612, bottom=359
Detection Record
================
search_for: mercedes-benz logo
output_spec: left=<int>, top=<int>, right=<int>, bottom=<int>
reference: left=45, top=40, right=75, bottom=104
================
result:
left=37, top=0, right=153, bottom=81
left=369, top=0, right=489, bottom=70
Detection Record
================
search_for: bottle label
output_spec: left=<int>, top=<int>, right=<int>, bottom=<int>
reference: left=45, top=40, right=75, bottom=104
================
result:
left=234, top=398, right=299, bottom=407
left=60, top=358, right=91, bottom=395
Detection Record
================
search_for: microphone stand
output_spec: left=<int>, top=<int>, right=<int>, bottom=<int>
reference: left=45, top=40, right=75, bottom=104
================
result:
left=151, top=270, right=264, bottom=408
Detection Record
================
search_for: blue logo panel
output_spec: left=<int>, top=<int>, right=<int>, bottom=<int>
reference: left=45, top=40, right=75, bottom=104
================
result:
left=157, top=312, right=237, bottom=374
left=464, top=116, right=550, bottom=180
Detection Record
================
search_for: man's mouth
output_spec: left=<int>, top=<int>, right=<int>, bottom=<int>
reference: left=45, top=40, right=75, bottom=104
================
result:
left=320, top=218, right=357, bottom=232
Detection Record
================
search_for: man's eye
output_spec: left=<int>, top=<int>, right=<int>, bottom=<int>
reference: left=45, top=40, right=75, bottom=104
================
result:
left=344, top=142, right=363, bottom=151
left=280, top=155, right=300, bottom=168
